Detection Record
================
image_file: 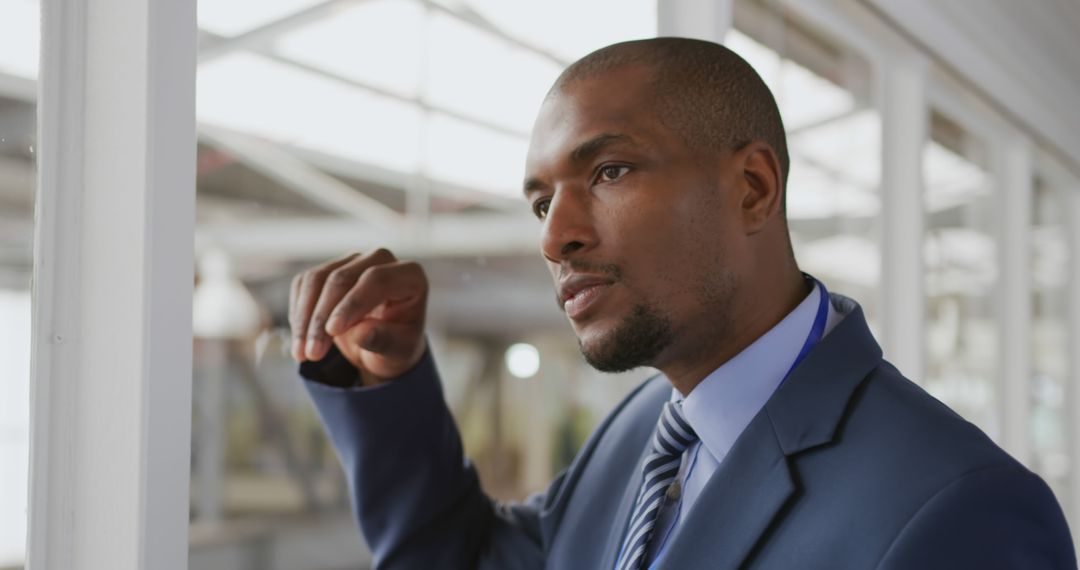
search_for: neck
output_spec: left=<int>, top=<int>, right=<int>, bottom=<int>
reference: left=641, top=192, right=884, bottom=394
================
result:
left=661, top=268, right=810, bottom=397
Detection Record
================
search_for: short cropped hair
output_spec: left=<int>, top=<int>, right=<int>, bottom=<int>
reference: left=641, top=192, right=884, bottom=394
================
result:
left=552, top=37, right=790, bottom=191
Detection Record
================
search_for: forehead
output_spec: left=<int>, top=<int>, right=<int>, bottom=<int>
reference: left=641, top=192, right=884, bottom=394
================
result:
left=525, top=65, right=666, bottom=173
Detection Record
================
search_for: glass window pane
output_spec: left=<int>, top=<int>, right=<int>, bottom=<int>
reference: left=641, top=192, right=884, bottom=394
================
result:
left=731, top=11, right=882, bottom=327
left=923, top=110, right=997, bottom=437
left=199, top=0, right=327, bottom=37
left=273, top=0, right=426, bottom=99
left=0, top=1, right=37, bottom=567
left=192, top=1, right=658, bottom=567
left=1031, top=176, right=1070, bottom=504
left=433, top=0, right=657, bottom=63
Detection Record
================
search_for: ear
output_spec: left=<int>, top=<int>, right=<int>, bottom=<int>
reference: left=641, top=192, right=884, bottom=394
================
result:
left=735, top=141, right=784, bottom=235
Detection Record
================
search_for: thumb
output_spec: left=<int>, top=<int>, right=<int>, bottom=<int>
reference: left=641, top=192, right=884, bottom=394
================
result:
left=336, top=318, right=426, bottom=378
left=357, top=319, right=422, bottom=355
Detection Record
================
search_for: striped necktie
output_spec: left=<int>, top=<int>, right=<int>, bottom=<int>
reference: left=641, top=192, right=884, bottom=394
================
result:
left=615, top=400, right=698, bottom=570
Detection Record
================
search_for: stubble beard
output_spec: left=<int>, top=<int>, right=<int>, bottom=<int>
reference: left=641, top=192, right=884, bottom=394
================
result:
left=578, top=302, right=674, bottom=373
left=578, top=266, right=738, bottom=374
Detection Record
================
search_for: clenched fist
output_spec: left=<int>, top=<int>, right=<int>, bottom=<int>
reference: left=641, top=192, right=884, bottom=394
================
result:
left=289, top=249, right=428, bottom=385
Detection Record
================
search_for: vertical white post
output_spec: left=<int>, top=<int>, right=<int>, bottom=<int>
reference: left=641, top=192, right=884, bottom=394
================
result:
left=879, top=53, right=927, bottom=380
left=27, top=0, right=196, bottom=568
left=657, top=0, right=732, bottom=40
left=997, top=136, right=1033, bottom=465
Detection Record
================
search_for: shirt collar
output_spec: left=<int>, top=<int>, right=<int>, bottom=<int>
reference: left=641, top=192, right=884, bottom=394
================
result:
left=671, top=280, right=834, bottom=465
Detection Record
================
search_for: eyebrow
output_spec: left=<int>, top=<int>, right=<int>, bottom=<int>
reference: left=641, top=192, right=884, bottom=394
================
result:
left=523, top=133, right=634, bottom=196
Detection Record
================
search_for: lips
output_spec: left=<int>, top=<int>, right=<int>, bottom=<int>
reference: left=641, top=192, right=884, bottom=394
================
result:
left=559, top=274, right=615, bottom=319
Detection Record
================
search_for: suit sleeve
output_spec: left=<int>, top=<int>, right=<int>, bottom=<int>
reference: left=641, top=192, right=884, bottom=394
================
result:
left=876, top=464, right=1076, bottom=570
left=301, top=346, right=556, bottom=570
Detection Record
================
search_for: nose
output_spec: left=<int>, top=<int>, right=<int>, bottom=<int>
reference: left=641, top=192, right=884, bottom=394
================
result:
left=540, top=187, right=598, bottom=263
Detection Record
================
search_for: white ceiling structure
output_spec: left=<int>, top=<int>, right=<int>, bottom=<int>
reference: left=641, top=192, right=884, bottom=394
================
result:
left=865, top=0, right=1080, bottom=177
left=0, top=0, right=1076, bottom=331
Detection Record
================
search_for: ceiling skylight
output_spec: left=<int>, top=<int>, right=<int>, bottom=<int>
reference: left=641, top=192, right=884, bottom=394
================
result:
left=198, top=0, right=327, bottom=37
left=432, top=0, right=657, bottom=63
left=274, top=0, right=426, bottom=99
left=423, top=11, right=561, bottom=134
left=198, top=52, right=424, bottom=173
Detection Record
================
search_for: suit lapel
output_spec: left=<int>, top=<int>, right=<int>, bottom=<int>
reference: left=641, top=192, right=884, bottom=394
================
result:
left=656, top=296, right=883, bottom=569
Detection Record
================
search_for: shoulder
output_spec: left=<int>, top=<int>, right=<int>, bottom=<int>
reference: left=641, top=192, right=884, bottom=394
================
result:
left=874, top=461, right=1074, bottom=568
left=843, top=360, right=1017, bottom=479
left=834, top=363, right=1074, bottom=566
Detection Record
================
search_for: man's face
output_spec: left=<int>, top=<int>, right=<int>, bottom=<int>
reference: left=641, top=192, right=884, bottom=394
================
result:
left=524, top=65, right=744, bottom=372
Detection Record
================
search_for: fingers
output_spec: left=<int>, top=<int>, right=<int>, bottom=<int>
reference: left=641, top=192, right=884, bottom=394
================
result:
left=289, top=252, right=359, bottom=361
left=304, top=249, right=397, bottom=361
left=332, top=318, right=429, bottom=383
left=326, top=260, right=427, bottom=336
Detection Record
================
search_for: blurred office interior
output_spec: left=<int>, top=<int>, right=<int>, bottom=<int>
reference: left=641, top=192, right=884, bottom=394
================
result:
left=2, top=0, right=1080, bottom=568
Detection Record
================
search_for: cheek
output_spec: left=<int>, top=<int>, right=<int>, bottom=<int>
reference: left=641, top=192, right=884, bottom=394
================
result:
left=630, top=192, right=732, bottom=295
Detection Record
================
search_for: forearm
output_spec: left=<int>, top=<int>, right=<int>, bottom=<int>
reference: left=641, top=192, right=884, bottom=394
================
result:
left=302, top=348, right=542, bottom=568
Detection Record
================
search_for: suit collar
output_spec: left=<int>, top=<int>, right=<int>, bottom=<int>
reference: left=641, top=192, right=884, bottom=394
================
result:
left=677, top=280, right=828, bottom=467
left=764, top=294, right=882, bottom=455
left=656, top=294, right=881, bottom=569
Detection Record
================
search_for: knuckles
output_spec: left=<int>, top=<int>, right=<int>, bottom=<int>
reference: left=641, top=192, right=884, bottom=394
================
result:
left=370, top=247, right=395, bottom=262
left=288, top=248, right=428, bottom=334
left=326, top=268, right=355, bottom=287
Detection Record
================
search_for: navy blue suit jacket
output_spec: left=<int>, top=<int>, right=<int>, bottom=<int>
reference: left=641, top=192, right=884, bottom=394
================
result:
left=302, top=295, right=1075, bottom=569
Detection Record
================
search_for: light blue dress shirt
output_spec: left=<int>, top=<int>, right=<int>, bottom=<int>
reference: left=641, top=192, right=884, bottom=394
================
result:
left=642, top=281, right=842, bottom=567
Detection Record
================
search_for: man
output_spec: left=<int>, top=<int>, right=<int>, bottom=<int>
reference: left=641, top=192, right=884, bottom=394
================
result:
left=290, top=38, right=1075, bottom=569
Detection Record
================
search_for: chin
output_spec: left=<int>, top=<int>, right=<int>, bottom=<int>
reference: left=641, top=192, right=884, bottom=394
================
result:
left=575, top=303, right=673, bottom=373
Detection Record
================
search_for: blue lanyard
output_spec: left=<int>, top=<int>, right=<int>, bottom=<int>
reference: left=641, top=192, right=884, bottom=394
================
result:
left=643, top=276, right=829, bottom=570
left=785, top=275, right=830, bottom=382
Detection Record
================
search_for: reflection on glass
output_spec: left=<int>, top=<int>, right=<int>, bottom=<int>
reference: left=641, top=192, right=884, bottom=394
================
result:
left=923, top=111, right=997, bottom=437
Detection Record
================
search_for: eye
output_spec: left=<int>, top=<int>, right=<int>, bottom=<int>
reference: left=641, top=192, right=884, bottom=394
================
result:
left=532, top=197, right=551, bottom=220
left=595, top=164, right=630, bottom=184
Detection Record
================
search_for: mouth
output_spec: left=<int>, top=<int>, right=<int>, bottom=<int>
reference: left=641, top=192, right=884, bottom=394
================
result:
left=561, top=280, right=613, bottom=319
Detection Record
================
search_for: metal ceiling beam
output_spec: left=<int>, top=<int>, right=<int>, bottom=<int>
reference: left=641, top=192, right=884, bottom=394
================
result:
left=0, top=75, right=529, bottom=213
left=199, top=125, right=403, bottom=228
left=196, top=212, right=540, bottom=259
left=284, top=143, right=525, bottom=212
left=198, top=0, right=363, bottom=64
left=252, top=47, right=530, bottom=139
left=0, top=76, right=528, bottom=215
left=419, top=0, right=571, bottom=69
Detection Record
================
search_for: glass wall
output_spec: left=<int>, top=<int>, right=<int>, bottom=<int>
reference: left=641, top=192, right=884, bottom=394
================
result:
left=191, top=1, right=658, bottom=567
left=1031, top=175, right=1070, bottom=503
left=0, top=0, right=37, bottom=567
left=922, top=110, right=997, bottom=437
left=731, top=0, right=882, bottom=328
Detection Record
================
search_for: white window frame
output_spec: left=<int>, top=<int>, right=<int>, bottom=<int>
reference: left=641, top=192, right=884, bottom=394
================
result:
left=27, top=0, right=196, bottom=567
